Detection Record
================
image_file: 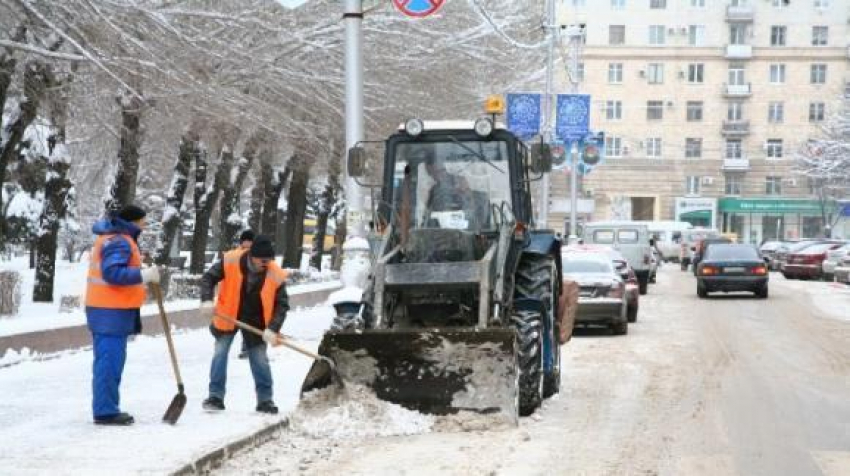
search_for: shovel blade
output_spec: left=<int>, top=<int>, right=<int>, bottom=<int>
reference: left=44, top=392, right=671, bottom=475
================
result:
left=301, top=327, right=518, bottom=421
left=162, top=393, right=187, bottom=425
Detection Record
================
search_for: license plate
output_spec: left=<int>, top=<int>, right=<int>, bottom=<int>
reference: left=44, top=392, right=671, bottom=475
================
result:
left=724, top=267, right=746, bottom=273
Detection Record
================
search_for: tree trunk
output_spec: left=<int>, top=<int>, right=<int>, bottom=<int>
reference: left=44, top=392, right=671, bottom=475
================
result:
left=190, top=144, right=231, bottom=274
left=282, top=161, right=309, bottom=268
left=218, top=135, right=261, bottom=252
left=261, top=160, right=291, bottom=237
left=332, top=215, right=346, bottom=271
left=104, top=84, right=145, bottom=214
left=154, top=131, right=199, bottom=266
left=248, top=179, right=263, bottom=233
left=0, top=27, right=26, bottom=252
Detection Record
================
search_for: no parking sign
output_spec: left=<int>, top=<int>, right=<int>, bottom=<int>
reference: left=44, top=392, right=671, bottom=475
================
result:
left=392, top=0, right=445, bottom=18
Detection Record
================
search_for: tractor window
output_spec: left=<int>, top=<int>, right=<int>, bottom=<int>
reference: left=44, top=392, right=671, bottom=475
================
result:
left=391, top=140, right=512, bottom=233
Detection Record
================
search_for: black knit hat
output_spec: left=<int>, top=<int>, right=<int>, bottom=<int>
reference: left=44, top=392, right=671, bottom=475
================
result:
left=116, top=204, right=146, bottom=223
left=239, top=230, right=256, bottom=243
left=249, top=236, right=275, bottom=259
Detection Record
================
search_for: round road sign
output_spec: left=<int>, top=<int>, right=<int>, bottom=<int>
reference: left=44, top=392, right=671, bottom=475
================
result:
left=392, top=0, right=446, bottom=18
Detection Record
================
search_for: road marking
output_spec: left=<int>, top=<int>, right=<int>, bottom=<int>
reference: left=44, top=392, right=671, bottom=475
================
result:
left=811, top=451, right=850, bottom=476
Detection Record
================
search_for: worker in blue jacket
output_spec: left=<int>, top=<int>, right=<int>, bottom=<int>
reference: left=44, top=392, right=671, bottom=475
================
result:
left=85, top=205, right=160, bottom=426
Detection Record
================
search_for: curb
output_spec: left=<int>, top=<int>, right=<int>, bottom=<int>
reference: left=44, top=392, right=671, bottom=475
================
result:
left=0, top=286, right=340, bottom=356
left=171, top=418, right=290, bottom=475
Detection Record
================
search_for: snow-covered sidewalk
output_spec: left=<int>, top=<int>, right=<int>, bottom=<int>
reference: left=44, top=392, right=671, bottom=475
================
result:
left=0, top=305, right=335, bottom=474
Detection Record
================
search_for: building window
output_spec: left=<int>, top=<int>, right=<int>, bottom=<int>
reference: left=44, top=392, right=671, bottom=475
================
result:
left=646, top=138, right=662, bottom=157
left=769, top=64, right=786, bottom=84
left=727, top=102, right=744, bottom=121
left=572, top=0, right=587, bottom=6
left=728, top=66, right=745, bottom=86
left=649, top=25, right=666, bottom=45
left=686, top=138, right=702, bottom=158
left=605, top=100, right=623, bottom=120
left=766, top=139, right=784, bottom=159
left=687, top=101, right=703, bottom=121
left=770, top=26, right=787, bottom=46
left=688, top=25, right=705, bottom=46
left=647, top=100, right=664, bottom=120
left=611, top=0, right=625, bottom=10
left=814, top=0, right=829, bottom=7
left=571, top=62, right=585, bottom=82
left=812, top=26, right=828, bottom=46
left=768, top=102, right=784, bottom=124
left=608, top=63, right=623, bottom=83
left=691, top=0, right=705, bottom=6
left=730, top=25, right=747, bottom=45
left=725, top=174, right=742, bottom=195
left=772, top=0, right=790, bottom=7
left=807, top=177, right=819, bottom=195
left=810, top=64, right=827, bottom=84
left=688, top=63, right=705, bottom=83
left=809, top=102, right=826, bottom=122
left=766, top=176, right=782, bottom=195
left=647, top=63, right=664, bottom=84
left=650, top=0, right=666, bottom=8
left=686, top=176, right=701, bottom=196
left=609, top=25, right=626, bottom=45
left=606, top=136, right=623, bottom=157
left=726, top=139, right=743, bottom=159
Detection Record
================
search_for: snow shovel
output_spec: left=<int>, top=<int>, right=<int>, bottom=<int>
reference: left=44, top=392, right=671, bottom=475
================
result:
left=212, top=313, right=344, bottom=389
left=152, top=283, right=187, bottom=425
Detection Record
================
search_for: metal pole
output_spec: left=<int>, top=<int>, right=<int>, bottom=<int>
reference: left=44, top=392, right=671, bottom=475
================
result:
left=344, top=0, right=365, bottom=240
left=540, top=0, right=556, bottom=228
left=566, top=24, right=583, bottom=238
left=570, top=142, right=578, bottom=237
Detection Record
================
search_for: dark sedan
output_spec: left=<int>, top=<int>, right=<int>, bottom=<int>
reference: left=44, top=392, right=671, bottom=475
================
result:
left=696, top=244, right=769, bottom=299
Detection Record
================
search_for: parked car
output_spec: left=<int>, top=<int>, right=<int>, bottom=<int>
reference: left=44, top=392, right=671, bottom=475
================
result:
left=759, top=241, right=784, bottom=270
left=822, top=243, right=850, bottom=281
left=679, top=228, right=722, bottom=271
left=692, top=237, right=734, bottom=275
left=774, top=240, right=818, bottom=271
left=563, top=245, right=639, bottom=323
left=834, top=255, right=850, bottom=284
left=561, top=253, right=629, bottom=335
left=696, top=244, right=769, bottom=299
left=783, top=242, right=845, bottom=280
left=582, top=221, right=653, bottom=295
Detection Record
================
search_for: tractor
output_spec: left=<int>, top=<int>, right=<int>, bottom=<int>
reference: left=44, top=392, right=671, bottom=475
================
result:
left=302, top=106, right=564, bottom=421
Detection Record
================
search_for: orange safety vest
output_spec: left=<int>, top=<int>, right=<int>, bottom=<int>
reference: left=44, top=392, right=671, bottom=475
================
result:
left=85, top=234, right=146, bottom=309
left=213, top=249, right=288, bottom=332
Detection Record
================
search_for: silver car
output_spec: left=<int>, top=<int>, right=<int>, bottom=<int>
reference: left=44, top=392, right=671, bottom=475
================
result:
left=822, top=244, right=850, bottom=281
left=562, top=254, right=629, bottom=335
left=835, top=255, right=850, bottom=284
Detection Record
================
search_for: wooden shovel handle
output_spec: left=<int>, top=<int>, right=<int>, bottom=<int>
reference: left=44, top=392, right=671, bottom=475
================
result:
left=153, top=283, right=184, bottom=387
left=213, top=313, right=327, bottom=362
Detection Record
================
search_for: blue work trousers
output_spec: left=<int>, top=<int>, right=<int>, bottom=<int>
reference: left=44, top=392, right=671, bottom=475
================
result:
left=91, top=333, right=128, bottom=418
left=208, top=333, right=273, bottom=403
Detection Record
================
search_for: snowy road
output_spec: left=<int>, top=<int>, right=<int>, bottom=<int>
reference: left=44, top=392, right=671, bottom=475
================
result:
left=216, top=268, right=850, bottom=476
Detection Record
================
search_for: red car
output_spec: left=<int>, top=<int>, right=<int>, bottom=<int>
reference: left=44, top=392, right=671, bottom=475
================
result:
left=563, top=245, right=639, bottom=323
left=782, top=242, right=845, bottom=280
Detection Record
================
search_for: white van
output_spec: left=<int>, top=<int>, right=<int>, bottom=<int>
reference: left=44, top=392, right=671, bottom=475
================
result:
left=633, top=221, right=694, bottom=262
left=582, top=222, right=653, bottom=295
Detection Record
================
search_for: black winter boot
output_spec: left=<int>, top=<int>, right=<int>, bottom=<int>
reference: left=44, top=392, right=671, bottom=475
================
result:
left=256, top=401, right=278, bottom=414
left=94, top=412, right=135, bottom=426
left=203, top=397, right=225, bottom=411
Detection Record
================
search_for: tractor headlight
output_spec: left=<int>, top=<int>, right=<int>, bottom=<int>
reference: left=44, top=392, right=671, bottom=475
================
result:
left=405, top=118, right=424, bottom=137
left=474, top=117, right=493, bottom=137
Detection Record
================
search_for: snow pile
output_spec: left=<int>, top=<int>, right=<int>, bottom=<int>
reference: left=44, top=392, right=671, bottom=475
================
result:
left=291, top=384, right=434, bottom=439
left=0, top=347, right=35, bottom=367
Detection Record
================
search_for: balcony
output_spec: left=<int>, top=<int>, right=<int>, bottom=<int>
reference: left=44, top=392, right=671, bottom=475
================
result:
left=725, top=44, right=753, bottom=59
left=726, top=5, right=754, bottom=22
left=723, top=158, right=750, bottom=171
left=722, top=120, right=750, bottom=136
left=723, top=83, right=752, bottom=98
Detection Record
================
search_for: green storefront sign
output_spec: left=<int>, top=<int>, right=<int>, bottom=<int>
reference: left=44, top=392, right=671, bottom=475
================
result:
left=719, top=198, right=829, bottom=214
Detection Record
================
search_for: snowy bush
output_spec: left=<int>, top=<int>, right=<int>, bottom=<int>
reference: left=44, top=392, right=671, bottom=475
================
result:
left=168, top=273, right=203, bottom=301
left=0, top=270, right=22, bottom=316
left=59, top=295, right=81, bottom=313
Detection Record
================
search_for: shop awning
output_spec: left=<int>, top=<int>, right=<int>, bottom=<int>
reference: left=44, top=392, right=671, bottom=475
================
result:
left=680, top=210, right=712, bottom=219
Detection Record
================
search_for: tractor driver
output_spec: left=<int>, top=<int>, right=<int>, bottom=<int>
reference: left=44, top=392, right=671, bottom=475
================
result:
left=420, top=150, right=473, bottom=216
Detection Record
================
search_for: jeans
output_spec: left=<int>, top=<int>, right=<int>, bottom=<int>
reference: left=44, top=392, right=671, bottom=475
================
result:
left=208, top=333, right=273, bottom=403
left=92, top=333, right=128, bottom=418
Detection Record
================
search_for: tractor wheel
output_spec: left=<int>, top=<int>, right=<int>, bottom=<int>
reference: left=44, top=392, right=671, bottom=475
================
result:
left=512, top=308, right=544, bottom=416
left=515, top=255, right=560, bottom=399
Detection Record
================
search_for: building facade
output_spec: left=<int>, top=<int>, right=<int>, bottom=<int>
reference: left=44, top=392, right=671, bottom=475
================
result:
left=549, top=0, right=849, bottom=242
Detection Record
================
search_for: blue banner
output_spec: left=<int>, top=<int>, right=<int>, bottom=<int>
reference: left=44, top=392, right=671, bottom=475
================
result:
left=556, top=94, right=590, bottom=142
left=506, top=93, right=541, bottom=140
left=840, top=201, right=850, bottom=217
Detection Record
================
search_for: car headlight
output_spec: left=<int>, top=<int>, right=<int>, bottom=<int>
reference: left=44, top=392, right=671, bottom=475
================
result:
left=474, top=117, right=493, bottom=137
left=607, top=283, right=624, bottom=298
left=405, top=118, right=424, bottom=137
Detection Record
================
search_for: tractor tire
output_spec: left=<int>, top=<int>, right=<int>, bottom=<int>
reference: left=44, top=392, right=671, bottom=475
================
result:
left=515, top=255, right=560, bottom=399
left=512, top=308, right=544, bottom=416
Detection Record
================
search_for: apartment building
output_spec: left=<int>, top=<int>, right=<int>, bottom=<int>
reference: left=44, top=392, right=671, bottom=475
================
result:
left=550, top=0, right=849, bottom=242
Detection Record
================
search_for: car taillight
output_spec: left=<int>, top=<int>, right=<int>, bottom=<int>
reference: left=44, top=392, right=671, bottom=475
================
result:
left=700, top=266, right=718, bottom=276
left=751, top=266, right=767, bottom=275
left=608, top=284, right=624, bottom=298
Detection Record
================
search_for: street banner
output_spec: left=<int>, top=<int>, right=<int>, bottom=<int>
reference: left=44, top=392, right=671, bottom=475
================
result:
left=506, top=93, right=541, bottom=141
left=556, top=94, right=590, bottom=142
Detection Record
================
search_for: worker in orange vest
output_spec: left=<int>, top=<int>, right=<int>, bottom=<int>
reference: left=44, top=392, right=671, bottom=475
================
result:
left=235, top=229, right=255, bottom=360
left=199, top=235, right=289, bottom=414
left=86, top=204, right=161, bottom=426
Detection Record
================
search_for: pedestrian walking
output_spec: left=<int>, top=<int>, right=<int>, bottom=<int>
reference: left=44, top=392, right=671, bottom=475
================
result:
left=86, top=204, right=161, bottom=426
left=199, top=236, right=289, bottom=414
